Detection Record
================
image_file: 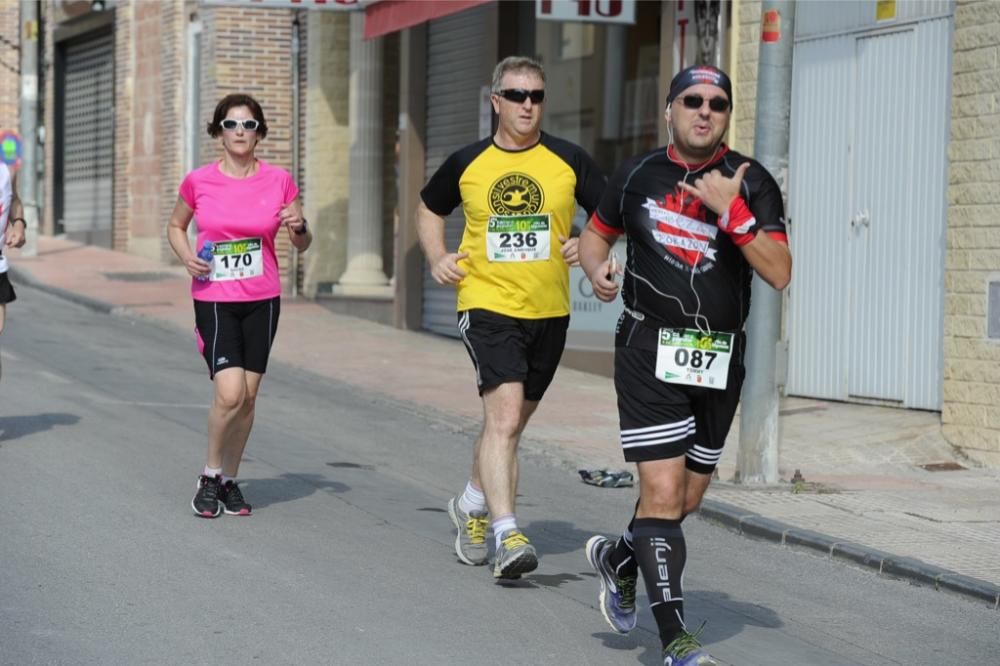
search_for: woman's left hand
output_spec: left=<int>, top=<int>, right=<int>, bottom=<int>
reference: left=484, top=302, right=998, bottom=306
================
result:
left=280, top=202, right=306, bottom=234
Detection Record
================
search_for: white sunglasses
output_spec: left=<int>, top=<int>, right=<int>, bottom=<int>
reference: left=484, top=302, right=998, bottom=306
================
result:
left=219, top=118, right=261, bottom=131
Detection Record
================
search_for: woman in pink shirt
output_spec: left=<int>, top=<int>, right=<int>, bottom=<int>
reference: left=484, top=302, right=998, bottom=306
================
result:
left=167, top=94, right=312, bottom=518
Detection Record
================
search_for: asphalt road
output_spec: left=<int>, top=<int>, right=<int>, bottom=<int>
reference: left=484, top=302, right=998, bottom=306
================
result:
left=1, top=286, right=997, bottom=665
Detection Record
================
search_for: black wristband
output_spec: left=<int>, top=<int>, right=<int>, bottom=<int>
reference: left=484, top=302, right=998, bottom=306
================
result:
left=294, top=218, right=308, bottom=236
left=10, top=217, right=26, bottom=226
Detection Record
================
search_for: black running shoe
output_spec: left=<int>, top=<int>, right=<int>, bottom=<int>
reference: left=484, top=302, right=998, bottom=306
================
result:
left=219, top=480, right=252, bottom=516
left=192, top=474, right=222, bottom=518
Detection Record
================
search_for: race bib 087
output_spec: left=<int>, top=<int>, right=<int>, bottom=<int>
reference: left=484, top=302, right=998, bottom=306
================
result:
left=655, top=328, right=733, bottom=390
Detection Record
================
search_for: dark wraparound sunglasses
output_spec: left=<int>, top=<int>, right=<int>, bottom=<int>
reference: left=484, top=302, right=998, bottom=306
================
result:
left=680, top=94, right=730, bottom=112
left=220, top=118, right=261, bottom=131
left=497, top=88, right=545, bottom=104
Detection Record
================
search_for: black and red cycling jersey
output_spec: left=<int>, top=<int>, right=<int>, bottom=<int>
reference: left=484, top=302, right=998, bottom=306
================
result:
left=592, top=144, right=787, bottom=332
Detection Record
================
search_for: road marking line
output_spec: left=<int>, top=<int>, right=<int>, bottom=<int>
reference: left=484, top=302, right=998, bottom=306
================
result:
left=79, top=392, right=208, bottom=409
left=37, top=369, right=73, bottom=384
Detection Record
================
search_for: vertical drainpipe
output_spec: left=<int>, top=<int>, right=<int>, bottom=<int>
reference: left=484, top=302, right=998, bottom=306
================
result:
left=290, top=14, right=301, bottom=298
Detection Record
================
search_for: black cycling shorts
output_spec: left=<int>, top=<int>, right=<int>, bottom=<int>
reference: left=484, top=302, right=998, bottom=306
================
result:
left=193, top=297, right=280, bottom=379
left=0, top=272, right=16, bottom=305
left=457, top=309, right=569, bottom=402
left=614, top=313, right=745, bottom=473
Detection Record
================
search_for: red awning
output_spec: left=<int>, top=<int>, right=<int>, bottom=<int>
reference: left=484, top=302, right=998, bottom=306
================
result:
left=364, top=0, right=491, bottom=40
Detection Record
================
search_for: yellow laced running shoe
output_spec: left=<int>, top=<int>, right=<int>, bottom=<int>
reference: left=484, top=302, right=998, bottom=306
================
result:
left=447, top=496, right=489, bottom=565
left=493, top=529, right=538, bottom=579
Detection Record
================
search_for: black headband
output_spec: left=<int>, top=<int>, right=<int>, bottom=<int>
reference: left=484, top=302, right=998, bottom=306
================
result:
left=667, top=65, right=733, bottom=107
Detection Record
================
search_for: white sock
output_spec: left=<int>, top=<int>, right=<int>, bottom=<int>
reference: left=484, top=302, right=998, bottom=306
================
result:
left=203, top=466, right=222, bottom=479
left=492, top=515, right=518, bottom=549
left=457, top=481, right=487, bottom=514
left=221, top=475, right=235, bottom=485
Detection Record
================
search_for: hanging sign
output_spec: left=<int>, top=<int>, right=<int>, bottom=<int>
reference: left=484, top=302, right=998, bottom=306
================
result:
left=536, top=0, right=635, bottom=25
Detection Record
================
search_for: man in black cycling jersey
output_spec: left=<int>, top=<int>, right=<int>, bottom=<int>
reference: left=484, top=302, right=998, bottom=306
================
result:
left=578, top=65, right=791, bottom=666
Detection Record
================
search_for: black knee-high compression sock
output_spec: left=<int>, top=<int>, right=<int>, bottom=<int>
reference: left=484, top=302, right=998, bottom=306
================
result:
left=608, top=499, right=640, bottom=576
left=633, top=517, right=687, bottom=648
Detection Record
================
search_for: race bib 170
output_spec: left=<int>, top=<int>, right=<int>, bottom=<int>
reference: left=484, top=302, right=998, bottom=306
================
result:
left=211, top=237, right=264, bottom=282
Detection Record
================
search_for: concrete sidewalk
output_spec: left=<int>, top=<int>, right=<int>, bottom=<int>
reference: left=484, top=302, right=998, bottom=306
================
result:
left=7, top=237, right=1000, bottom=608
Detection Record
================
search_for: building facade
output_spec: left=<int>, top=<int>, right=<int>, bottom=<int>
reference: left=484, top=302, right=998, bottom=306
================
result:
left=3, top=0, right=998, bottom=461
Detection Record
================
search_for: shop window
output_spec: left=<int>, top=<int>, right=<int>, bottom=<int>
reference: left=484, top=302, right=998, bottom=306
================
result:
left=533, top=1, right=663, bottom=177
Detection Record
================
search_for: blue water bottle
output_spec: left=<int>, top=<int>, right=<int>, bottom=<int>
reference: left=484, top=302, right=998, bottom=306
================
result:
left=195, top=241, right=214, bottom=282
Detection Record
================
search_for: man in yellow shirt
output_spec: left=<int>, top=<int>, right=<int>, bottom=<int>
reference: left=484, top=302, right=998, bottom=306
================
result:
left=417, top=56, right=605, bottom=579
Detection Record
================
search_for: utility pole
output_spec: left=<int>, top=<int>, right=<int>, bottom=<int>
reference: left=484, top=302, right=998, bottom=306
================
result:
left=737, top=0, right=795, bottom=484
left=18, top=0, right=39, bottom=257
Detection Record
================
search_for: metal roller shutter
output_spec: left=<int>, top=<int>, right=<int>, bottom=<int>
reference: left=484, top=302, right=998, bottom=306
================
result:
left=420, top=6, right=490, bottom=337
left=60, top=31, right=114, bottom=247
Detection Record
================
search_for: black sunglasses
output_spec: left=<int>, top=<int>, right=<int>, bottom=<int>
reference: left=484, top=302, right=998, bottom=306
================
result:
left=220, top=118, right=261, bottom=131
left=680, top=94, right=730, bottom=112
left=496, top=88, right=545, bottom=104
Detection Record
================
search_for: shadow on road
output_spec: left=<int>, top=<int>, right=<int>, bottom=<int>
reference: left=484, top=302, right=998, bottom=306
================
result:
left=588, top=590, right=782, bottom=665
left=523, top=571, right=586, bottom=589
left=240, top=472, right=351, bottom=509
left=522, top=518, right=600, bottom=555
left=591, top=631, right=663, bottom=666
left=691, top=589, right=783, bottom=641
left=0, top=412, right=80, bottom=443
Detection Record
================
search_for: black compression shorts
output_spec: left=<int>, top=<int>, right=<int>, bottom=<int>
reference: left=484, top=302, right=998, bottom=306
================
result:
left=614, top=312, right=744, bottom=473
left=193, top=297, right=280, bottom=380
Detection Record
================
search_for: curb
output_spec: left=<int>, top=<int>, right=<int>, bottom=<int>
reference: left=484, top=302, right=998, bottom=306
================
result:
left=700, top=498, right=1000, bottom=610
left=8, top=265, right=119, bottom=315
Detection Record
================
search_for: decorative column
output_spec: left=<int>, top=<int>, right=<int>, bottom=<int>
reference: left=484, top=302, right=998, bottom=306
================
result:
left=337, top=11, right=389, bottom=290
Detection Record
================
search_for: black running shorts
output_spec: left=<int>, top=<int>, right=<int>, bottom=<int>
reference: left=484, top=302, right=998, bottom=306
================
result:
left=193, top=297, right=280, bottom=379
left=0, top=272, right=16, bottom=305
left=457, top=309, right=569, bottom=401
left=614, top=313, right=744, bottom=473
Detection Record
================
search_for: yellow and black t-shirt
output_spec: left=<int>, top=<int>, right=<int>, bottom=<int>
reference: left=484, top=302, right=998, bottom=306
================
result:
left=421, top=133, right=606, bottom=319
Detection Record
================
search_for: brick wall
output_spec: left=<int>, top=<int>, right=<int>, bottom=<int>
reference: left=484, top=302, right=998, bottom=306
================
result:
left=942, top=0, right=1000, bottom=463
left=302, top=11, right=350, bottom=296
left=112, top=0, right=133, bottom=252
left=0, top=3, right=19, bottom=134
left=731, top=0, right=761, bottom=156
left=157, top=1, right=184, bottom=263
left=126, top=0, right=165, bottom=259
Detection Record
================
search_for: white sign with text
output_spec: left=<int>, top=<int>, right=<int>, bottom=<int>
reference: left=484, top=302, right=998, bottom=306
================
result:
left=536, top=0, right=636, bottom=25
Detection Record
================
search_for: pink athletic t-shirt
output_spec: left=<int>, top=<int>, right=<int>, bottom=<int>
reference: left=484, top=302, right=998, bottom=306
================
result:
left=179, top=159, right=299, bottom=302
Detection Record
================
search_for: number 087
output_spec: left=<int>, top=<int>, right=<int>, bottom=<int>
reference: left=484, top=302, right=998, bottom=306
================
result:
left=674, top=348, right=717, bottom=369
